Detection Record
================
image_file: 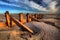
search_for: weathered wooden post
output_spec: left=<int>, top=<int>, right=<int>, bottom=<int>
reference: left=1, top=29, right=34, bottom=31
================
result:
left=5, top=11, right=15, bottom=28
left=5, top=11, right=11, bottom=28
left=26, top=13, right=32, bottom=22
left=19, top=13, right=24, bottom=23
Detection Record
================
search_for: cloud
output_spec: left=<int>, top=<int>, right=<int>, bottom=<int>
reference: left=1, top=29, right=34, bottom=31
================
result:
left=22, top=0, right=48, bottom=11
left=48, top=1, right=58, bottom=13
left=43, top=0, right=52, bottom=4
left=0, top=0, right=49, bottom=13
left=42, top=0, right=59, bottom=13
left=29, top=1, right=48, bottom=11
left=23, top=0, right=59, bottom=13
left=0, top=1, right=21, bottom=7
left=0, top=0, right=60, bottom=13
left=0, top=0, right=42, bottom=13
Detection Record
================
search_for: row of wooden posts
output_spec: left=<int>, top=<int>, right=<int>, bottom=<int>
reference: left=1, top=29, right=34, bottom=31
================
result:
left=0, top=11, right=56, bottom=33
left=0, top=11, right=43, bottom=33
left=5, top=11, right=44, bottom=27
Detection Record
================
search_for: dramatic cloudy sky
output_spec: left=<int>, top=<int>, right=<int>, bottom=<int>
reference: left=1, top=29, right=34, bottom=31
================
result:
left=0, top=0, right=60, bottom=13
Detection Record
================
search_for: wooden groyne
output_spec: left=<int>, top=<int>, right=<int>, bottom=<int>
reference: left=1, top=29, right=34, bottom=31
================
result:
left=0, top=11, right=60, bottom=34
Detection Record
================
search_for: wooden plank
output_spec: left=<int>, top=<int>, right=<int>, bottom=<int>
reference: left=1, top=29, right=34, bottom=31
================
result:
left=11, top=17, right=34, bottom=33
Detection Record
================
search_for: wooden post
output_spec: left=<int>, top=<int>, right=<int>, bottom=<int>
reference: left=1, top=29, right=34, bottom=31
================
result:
left=5, top=11, right=15, bottom=28
left=19, top=13, right=24, bottom=23
left=5, top=11, right=11, bottom=28
left=26, top=13, right=32, bottom=22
